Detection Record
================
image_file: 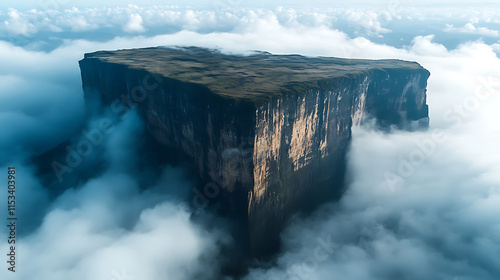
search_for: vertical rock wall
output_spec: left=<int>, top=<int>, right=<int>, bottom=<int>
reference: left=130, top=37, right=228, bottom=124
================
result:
left=80, top=56, right=429, bottom=257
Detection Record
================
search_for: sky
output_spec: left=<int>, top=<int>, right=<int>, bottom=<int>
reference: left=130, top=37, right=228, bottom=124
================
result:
left=1, top=0, right=499, bottom=9
left=0, top=1, right=500, bottom=280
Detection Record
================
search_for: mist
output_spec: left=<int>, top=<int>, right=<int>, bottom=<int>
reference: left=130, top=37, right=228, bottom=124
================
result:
left=0, top=3, right=499, bottom=280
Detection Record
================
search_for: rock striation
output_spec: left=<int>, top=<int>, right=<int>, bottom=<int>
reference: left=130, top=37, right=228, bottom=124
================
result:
left=79, top=47, right=430, bottom=256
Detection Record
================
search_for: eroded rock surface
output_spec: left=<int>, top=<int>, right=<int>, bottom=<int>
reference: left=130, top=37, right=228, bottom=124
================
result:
left=79, top=47, right=430, bottom=256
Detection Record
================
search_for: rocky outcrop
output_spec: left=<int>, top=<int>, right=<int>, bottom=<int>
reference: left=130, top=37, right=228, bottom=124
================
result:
left=79, top=47, right=430, bottom=256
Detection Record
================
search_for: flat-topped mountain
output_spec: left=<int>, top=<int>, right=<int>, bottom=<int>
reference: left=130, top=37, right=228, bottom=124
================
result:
left=82, top=47, right=426, bottom=102
left=79, top=46, right=430, bottom=258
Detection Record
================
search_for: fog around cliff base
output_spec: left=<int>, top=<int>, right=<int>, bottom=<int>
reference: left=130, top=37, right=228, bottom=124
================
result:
left=0, top=5, right=500, bottom=280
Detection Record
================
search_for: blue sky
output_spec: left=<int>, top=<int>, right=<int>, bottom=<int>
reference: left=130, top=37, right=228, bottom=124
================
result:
left=1, top=0, right=499, bottom=9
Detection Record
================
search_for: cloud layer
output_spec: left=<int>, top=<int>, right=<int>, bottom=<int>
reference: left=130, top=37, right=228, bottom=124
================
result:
left=2, top=5, right=499, bottom=51
left=0, top=5, right=499, bottom=280
left=0, top=107, right=229, bottom=280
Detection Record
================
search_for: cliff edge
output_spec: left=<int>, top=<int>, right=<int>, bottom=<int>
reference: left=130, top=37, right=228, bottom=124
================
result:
left=79, top=46, right=430, bottom=256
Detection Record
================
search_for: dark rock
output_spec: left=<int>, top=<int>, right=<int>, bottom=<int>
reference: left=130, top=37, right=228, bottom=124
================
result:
left=79, top=46, right=430, bottom=257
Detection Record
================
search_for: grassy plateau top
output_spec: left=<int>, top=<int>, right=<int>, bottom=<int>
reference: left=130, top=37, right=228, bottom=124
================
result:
left=82, top=46, right=427, bottom=101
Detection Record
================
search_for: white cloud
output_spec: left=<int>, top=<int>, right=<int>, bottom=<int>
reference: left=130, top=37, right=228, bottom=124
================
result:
left=1, top=5, right=500, bottom=44
left=444, top=23, right=500, bottom=37
left=243, top=38, right=500, bottom=279
left=0, top=108, right=228, bottom=280
left=68, top=15, right=98, bottom=31
left=3, top=9, right=37, bottom=35
left=124, top=13, right=145, bottom=33
left=0, top=5, right=500, bottom=279
left=344, top=9, right=391, bottom=35
left=410, top=35, right=448, bottom=56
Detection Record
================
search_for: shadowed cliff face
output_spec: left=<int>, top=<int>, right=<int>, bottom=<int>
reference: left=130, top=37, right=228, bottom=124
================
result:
left=79, top=46, right=430, bottom=258
left=249, top=71, right=428, bottom=255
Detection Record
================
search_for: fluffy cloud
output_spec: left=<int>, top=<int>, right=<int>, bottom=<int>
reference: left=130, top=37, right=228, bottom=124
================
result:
left=445, top=23, right=500, bottom=37
left=344, top=9, right=391, bottom=35
left=124, top=13, right=145, bottom=33
left=0, top=5, right=500, bottom=280
left=244, top=103, right=500, bottom=279
left=0, top=107, right=229, bottom=280
left=1, top=5, right=499, bottom=51
left=242, top=37, right=500, bottom=280
left=3, top=9, right=37, bottom=35
left=0, top=43, right=86, bottom=163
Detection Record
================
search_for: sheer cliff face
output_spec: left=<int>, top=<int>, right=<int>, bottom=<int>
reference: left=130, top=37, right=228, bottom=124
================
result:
left=249, top=71, right=428, bottom=254
left=79, top=47, right=430, bottom=257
